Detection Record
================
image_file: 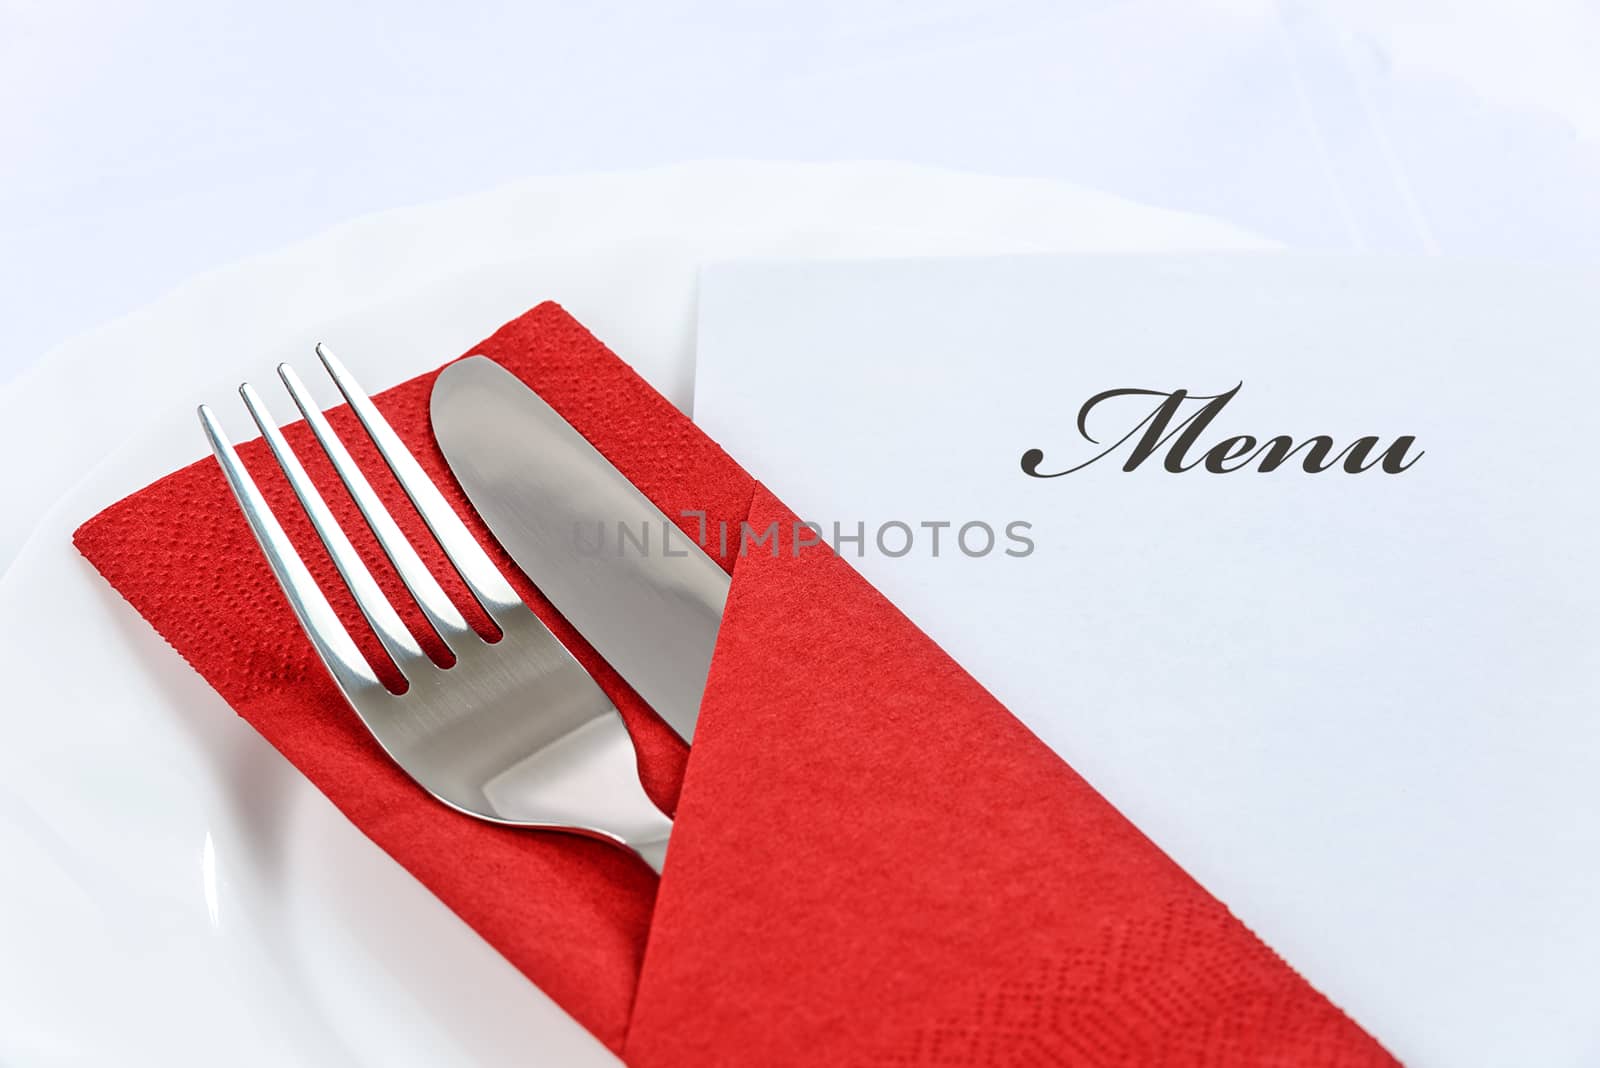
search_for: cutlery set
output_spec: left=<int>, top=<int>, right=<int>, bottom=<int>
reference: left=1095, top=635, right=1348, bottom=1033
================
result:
left=200, top=346, right=693, bottom=870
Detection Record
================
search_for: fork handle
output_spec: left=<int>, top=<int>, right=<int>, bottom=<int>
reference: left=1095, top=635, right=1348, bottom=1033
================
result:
left=634, top=833, right=670, bottom=875
left=621, top=801, right=674, bottom=874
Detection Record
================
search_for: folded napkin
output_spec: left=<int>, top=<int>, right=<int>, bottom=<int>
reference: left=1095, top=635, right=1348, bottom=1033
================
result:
left=75, top=304, right=1395, bottom=1066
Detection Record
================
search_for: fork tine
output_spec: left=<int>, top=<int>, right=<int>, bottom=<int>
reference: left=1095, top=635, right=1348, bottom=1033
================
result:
left=239, top=383, right=427, bottom=677
left=278, top=363, right=473, bottom=655
left=199, top=404, right=384, bottom=698
left=314, top=343, right=522, bottom=620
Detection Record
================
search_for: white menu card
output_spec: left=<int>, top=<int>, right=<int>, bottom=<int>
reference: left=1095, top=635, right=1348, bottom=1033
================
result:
left=693, top=255, right=1600, bottom=1067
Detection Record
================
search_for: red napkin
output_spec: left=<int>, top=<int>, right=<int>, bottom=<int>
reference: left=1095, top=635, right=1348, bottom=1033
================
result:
left=75, top=304, right=1396, bottom=1066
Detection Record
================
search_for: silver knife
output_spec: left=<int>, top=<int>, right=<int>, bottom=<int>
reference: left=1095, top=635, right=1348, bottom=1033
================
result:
left=430, top=355, right=729, bottom=742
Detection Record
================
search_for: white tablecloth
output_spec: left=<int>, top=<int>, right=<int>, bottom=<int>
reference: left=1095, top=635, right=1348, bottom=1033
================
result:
left=4, top=0, right=1599, bottom=385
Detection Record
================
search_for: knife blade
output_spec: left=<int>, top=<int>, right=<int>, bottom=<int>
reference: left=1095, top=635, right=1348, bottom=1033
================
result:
left=430, top=355, right=729, bottom=742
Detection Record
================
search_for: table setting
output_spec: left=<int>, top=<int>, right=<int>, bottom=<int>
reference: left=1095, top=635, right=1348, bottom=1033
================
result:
left=6, top=6, right=1600, bottom=1066
left=14, top=200, right=1600, bottom=1061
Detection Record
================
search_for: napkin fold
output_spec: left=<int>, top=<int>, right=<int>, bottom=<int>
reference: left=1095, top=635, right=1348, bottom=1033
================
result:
left=75, top=303, right=1395, bottom=1066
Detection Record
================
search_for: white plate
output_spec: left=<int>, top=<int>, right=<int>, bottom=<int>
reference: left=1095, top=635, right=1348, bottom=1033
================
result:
left=0, top=162, right=1268, bottom=1066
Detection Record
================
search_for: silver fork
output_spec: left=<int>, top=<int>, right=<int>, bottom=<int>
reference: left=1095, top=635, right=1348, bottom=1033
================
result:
left=198, top=345, right=672, bottom=872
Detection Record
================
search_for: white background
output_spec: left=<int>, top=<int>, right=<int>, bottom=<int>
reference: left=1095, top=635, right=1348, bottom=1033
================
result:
left=6, top=0, right=1600, bottom=386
